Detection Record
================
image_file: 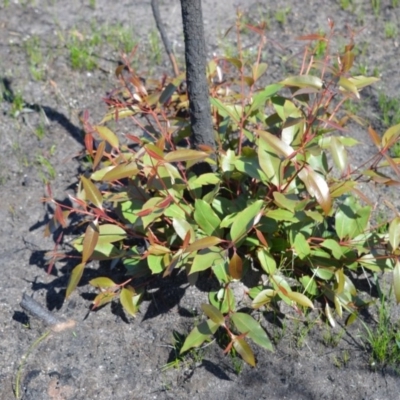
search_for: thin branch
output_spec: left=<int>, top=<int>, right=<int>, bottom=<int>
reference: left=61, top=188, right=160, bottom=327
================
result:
left=20, top=293, right=76, bottom=332
left=151, top=0, right=180, bottom=77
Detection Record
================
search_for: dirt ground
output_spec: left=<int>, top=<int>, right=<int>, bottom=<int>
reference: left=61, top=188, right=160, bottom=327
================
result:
left=1, top=1, right=400, bottom=399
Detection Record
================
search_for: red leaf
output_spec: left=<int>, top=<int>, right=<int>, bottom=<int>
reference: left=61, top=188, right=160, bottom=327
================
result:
left=85, top=133, right=94, bottom=157
left=93, top=141, right=105, bottom=170
left=368, top=126, right=381, bottom=147
left=54, top=204, right=67, bottom=228
left=82, top=220, right=100, bottom=263
left=156, top=196, right=173, bottom=209
left=136, top=208, right=154, bottom=217
left=255, top=229, right=269, bottom=248
left=229, top=252, right=243, bottom=280
left=296, top=34, right=327, bottom=41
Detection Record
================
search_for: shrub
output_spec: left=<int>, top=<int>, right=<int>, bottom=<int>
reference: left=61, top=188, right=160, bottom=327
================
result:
left=45, top=21, right=400, bottom=366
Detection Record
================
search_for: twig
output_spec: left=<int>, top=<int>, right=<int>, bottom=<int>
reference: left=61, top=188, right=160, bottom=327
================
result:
left=14, top=330, right=51, bottom=399
left=151, top=0, right=180, bottom=77
left=20, top=293, right=76, bottom=332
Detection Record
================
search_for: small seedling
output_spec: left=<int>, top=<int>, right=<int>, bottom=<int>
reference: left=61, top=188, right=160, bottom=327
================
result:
left=371, top=0, right=381, bottom=16
left=36, top=154, right=56, bottom=182
left=23, top=35, right=46, bottom=81
left=149, top=29, right=162, bottom=65
left=332, top=350, right=350, bottom=368
left=274, top=7, right=291, bottom=25
left=339, top=0, right=354, bottom=11
left=161, top=330, right=205, bottom=371
left=378, top=93, right=400, bottom=127
left=384, top=22, right=398, bottom=39
left=323, top=328, right=345, bottom=348
left=34, top=121, right=46, bottom=140
left=10, top=92, right=25, bottom=118
left=67, top=32, right=98, bottom=71
left=360, top=282, right=400, bottom=369
left=161, top=331, right=187, bottom=371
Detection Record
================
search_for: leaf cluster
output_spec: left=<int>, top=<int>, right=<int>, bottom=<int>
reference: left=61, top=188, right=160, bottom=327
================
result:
left=45, top=21, right=400, bottom=365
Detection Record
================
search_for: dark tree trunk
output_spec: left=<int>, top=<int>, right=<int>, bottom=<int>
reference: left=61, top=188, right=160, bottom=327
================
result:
left=180, top=0, right=215, bottom=152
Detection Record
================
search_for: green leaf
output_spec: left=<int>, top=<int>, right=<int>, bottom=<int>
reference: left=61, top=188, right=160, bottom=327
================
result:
left=257, top=129, right=294, bottom=158
left=335, top=196, right=371, bottom=240
left=210, top=97, right=241, bottom=123
left=74, top=240, right=122, bottom=261
left=95, top=125, right=119, bottom=148
left=147, top=254, right=166, bottom=274
left=220, top=149, right=236, bottom=172
left=81, top=176, right=103, bottom=209
left=389, top=217, right=400, bottom=250
left=273, top=192, right=306, bottom=212
left=299, top=276, right=319, bottom=296
left=140, top=197, right=165, bottom=229
left=159, top=82, right=178, bottom=104
left=190, top=247, right=226, bottom=274
left=100, top=107, right=138, bottom=123
left=180, top=319, right=219, bottom=354
left=285, top=291, right=314, bottom=309
left=92, top=291, right=117, bottom=308
left=189, top=173, right=220, bottom=189
left=266, top=208, right=296, bottom=222
left=201, top=303, right=225, bottom=325
left=252, top=62, right=268, bottom=82
left=164, top=149, right=209, bottom=163
left=233, top=338, right=255, bottom=367
left=91, top=166, right=114, bottom=181
left=120, top=286, right=138, bottom=317
left=212, top=261, right=230, bottom=284
left=257, top=137, right=281, bottom=186
left=347, top=75, right=379, bottom=89
left=164, top=203, right=192, bottom=220
left=89, top=277, right=116, bottom=289
left=148, top=244, right=171, bottom=255
left=234, top=156, right=268, bottom=182
left=194, top=199, right=222, bottom=236
left=293, top=233, right=310, bottom=260
left=394, top=260, right=400, bottom=304
left=231, top=312, right=274, bottom=352
left=102, top=162, right=139, bottom=181
left=339, top=76, right=359, bottom=98
left=382, top=123, right=400, bottom=147
left=358, top=254, right=394, bottom=272
left=321, top=239, right=344, bottom=260
left=298, top=167, right=331, bottom=215
left=312, top=267, right=335, bottom=280
left=66, top=262, right=85, bottom=298
left=209, top=288, right=235, bottom=314
left=230, top=200, right=264, bottom=243
left=248, top=83, right=283, bottom=114
left=82, top=220, right=99, bottom=263
left=256, top=248, right=276, bottom=274
left=185, top=237, right=223, bottom=253
left=251, top=289, right=276, bottom=309
left=329, top=136, right=348, bottom=172
left=172, top=218, right=195, bottom=242
left=280, top=75, right=323, bottom=89
left=97, top=224, right=126, bottom=244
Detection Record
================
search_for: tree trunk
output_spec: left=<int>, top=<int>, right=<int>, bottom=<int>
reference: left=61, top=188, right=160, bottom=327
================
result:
left=180, top=0, right=215, bottom=151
